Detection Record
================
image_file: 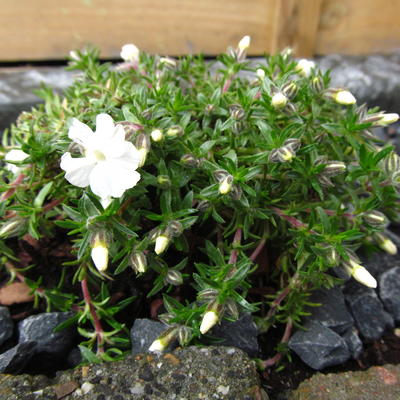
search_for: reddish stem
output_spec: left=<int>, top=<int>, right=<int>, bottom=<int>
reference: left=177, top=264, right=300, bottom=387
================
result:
left=266, top=285, right=291, bottom=319
left=222, top=78, right=232, bottom=93
left=250, top=238, right=266, bottom=262
left=43, top=198, right=64, bottom=212
left=271, top=206, right=318, bottom=234
left=228, top=228, right=242, bottom=265
left=81, top=277, right=105, bottom=354
left=5, top=261, right=44, bottom=295
left=1, top=173, right=25, bottom=201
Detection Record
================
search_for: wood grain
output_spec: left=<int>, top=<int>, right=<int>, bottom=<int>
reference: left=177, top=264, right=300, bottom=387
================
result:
left=0, top=0, right=278, bottom=61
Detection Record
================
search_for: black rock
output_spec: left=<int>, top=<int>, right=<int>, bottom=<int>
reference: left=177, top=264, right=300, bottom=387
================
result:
left=18, top=312, right=76, bottom=355
left=305, top=287, right=354, bottom=334
left=344, top=287, right=394, bottom=340
left=379, top=266, right=400, bottom=322
left=130, top=318, right=175, bottom=355
left=0, top=341, right=36, bottom=373
left=67, top=346, right=82, bottom=368
left=0, top=307, right=13, bottom=346
left=342, top=328, right=363, bottom=359
left=288, top=320, right=351, bottom=370
left=210, top=313, right=260, bottom=357
left=360, top=248, right=400, bottom=277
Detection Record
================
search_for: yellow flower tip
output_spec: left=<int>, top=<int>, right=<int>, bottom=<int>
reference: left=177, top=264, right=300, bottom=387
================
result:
left=200, top=310, right=219, bottom=334
left=238, top=35, right=251, bottom=51
left=296, top=59, right=316, bottom=77
left=281, top=148, right=294, bottom=162
left=155, top=235, right=169, bottom=255
left=138, top=148, right=148, bottom=167
left=218, top=176, right=233, bottom=195
left=148, top=338, right=165, bottom=353
left=349, top=264, right=377, bottom=288
left=271, top=92, right=288, bottom=109
left=379, top=113, right=399, bottom=126
left=91, top=238, right=108, bottom=272
left=380, top=239, right=398, bottom=255
left=150, top=129, right=163, bottom=142
left=334, top=90, right=356, bottom=105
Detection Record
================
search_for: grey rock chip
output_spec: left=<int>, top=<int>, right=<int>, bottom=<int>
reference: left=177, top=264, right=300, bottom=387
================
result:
left=342, top=328, right=363, bottom=359
left=288, top=320, right=351, bottom=370
left=0, top=307, right=13, bottom=346
left=130, top=318, right=176, bottom=355
left=18, top=312, right=76, bottom=355
left=0, top=342, right=36, bottom=373
left=0, top=346, right=268, bottom=400
left=211, top=313, right=260, bottom=357
left=379, top=266, right=400, bottom=322
left=345, top=287, right=394, bottom=340
left=359, top=249, right=400, bottom=277
left=305, top=287, right=354, bottom=334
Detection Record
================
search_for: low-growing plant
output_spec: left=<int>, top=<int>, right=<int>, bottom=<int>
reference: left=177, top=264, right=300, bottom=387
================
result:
left=1, top=37, right=399, bottom=364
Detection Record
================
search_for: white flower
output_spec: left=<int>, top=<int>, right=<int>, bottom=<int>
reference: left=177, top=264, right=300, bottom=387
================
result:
left=120, top=43, right=139, bottom=63
left=200, top=310, right=219, bottom=334
left=60, top=114, right=141, bottom=207
left=238, top=35, right=251, bottom=51
left=333, top=90, right=356, bottom=105
left=296, top=59, right=315, bottom=77
left=5, top=149, right=29, bottom=174
left=271, top=92, right=288, bottom=108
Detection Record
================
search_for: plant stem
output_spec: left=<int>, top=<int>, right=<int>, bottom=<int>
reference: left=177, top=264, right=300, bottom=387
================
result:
left=228, top=227, right=242, bottom=265
left=250, top=238, right=266, bottom=262
left=81, top=277, right=105, bottom=354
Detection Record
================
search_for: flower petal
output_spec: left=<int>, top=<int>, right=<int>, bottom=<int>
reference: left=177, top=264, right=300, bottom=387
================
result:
left=68, top=118, right=93, bottom=146
left=104, top=140, right=141, bottom=166
left=60, top=153, right=96, bottom=188
left=95, top=114, right=115, bottom=139
left=89, top=161, right=141, bottom=199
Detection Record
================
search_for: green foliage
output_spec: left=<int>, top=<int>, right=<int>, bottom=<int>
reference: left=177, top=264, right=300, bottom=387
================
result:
left=1, top=43, right=399, bottom=363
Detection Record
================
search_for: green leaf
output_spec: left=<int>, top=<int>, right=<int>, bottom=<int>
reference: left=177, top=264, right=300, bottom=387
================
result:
left=33, top=182, right=53, bottom=208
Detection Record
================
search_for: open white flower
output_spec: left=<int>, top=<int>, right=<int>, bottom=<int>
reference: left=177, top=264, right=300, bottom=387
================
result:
left=60, top=114, right=141, bottom=208
left=120, top=43, right=139, bottom=64
left=5, top=149, right=29, bottom=174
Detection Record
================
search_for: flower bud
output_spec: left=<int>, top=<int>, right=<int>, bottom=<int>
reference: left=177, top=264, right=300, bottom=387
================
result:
left=197, top=288, right=219, bottom=301
left=238, top=35, right=251, bottom=51
left=135, top=134, right=151, bottom=167
left=0, top=218, right=26, bottom=239
left=282, top=82, right=298, bottom=99
left=149, top=326, right=178, bottom=352
left=130, top=251, right=147, bottom=274
left=205, top=104, right=214, bottom=114
left=256, top=69, right=265, bottom=80
left=200, top=306, right=220, bottom=334
left=158, top=312, right=175, bottom=324
left=280, top=47, right=293, bottom=59
left=296, top=59, right=315, bottom=77
left=167, top=125, right=183, bottom=137
left=285, top=138, right=301, bottom=152
left=155, top=234, right=170, bottom=255
left=311, top=76, right=324, bottom=92
left=330, top=89, right=356, bottom=105
left=157, top=175, right=171, bottom=187
left=384, top=152, right=400, bottom=177
left=219, top=175, right=233, bottom=194
left=120, top=43, right=139, bottom=63
left=180, top=154, right=199, bottom=167
left=118, top=121, right=144, bottom=139
left=177, top=326, right=192, bottom=346
left=166, top=220, right=183, bottom=237
left=344, top=263, right=377, bottom=288
left=363, top=113, right=399, bottom=127
left=269, top=146, right=295, bottom=163
left=224, top=299, right=239, bottom=320
left=159, top=57, right=177, bottom=69
left=319, top=244, right=339, bottom=266
left=374, top=233, right=398, bottom=255
left=196, top=200, right=211, bottom=212
left=271, top=92, right=288, bottom=109
left=91, top=233, right=109, bottom=272
left=229, top=104, right=245, bottom=120
left=150, top=129, right=163, bottom=142
left=229, top=185, right=242, bottom=200
left=321, top=161, right=346, bottom=177
left=164, top=270, right=183, bottom=286
left=363, top=210, right=387, bottom=227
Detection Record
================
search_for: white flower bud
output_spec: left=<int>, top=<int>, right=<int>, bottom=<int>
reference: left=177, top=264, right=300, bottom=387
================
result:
left=256, top=69, right=265, bottom=80
left=376, top=113, right=399, bottom=126
left=219, top=175, right=233, bottom=195
left=238, top=35, right=251, bottom=51
left=150, top=129, right=163, bottom=142
left=200, top=310, right=219, bottom=334
left=91, top=235, right=108, bottom=272
left=296, top=59, right=315, bottom=77
left=333, top=90, right=356, bottom=105
left=149, top=327, right=177, bottom=352
left=155, top=234, right=169, bottom=255
left=349, top=264, right=377, bottom=288
left=120, top=43, right=140, bottom=63
left=375, top=234, right=398, bottom=255
left=137, top=148, right=148, bottom=167
left=271, top=92, right=288, bottom=109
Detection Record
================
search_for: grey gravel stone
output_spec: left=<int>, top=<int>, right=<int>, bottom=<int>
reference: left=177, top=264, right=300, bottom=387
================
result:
left=379, top=266, right=400, bottom=322
left=211, top=313, right=260, bottom=357
left=0, top=307, right=13, bottom=346
left=0, top=342, right=36, bottom=373
left=130, top=318, right=175, bottom=355
left=305, top=287, right=354, bottom=334
left=344, top=287, right=394, bottom=340
left=288, top=320, right=351, bottom=370
left=342, top=328, right=363, bottom=359
left=18, top=312, right=76, bottom=355
left=0, top=346, right=268, bottom=400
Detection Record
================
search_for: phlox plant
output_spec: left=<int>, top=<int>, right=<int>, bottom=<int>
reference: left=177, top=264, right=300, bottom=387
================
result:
left=1, top=37, right=400, bottom=364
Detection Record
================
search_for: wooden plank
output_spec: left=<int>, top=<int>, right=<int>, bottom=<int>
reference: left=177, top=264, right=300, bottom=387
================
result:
left=271, top=0, right=323, bottom=57
left=316, top=0, right=400, bottom=55
left=0, top=0, right=278, bottom=61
